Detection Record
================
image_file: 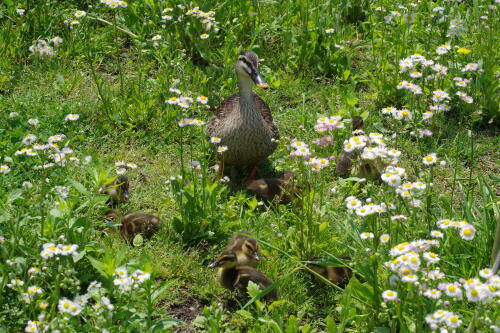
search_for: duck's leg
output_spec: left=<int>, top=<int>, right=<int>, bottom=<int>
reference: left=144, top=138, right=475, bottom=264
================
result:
left=219, top=159, right=225, bottom=179
left=246, top=162, right=260, bottom=184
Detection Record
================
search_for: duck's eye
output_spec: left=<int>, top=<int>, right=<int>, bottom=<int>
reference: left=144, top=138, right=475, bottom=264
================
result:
left=238, top=58, right=254, bottom=74
left=244, top=243, right=254, bottom=252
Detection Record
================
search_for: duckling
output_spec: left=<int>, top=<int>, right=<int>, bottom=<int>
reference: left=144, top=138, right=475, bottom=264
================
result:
left=101, top=175, right=130, bottom=207
left=335, top=117, right=364, bottom=177
left=206, top=50, right=279, bottom=183
left=227, top=231, right=260, bottom=267
left=357, top=161, right=382, bottom=182
left=336, top=116, right=383, bottom=181
left=246, top=170, right=300, bottom=204
left=103, top=209, right=160, bottom=241
left=208, top=250, right=278, bottom=300
left=306, top=257, right=353, bottom=287
left=351, top=115, right=364, bottom=131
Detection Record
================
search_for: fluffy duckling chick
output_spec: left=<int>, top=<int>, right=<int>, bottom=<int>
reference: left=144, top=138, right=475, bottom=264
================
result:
left=227, top=231, right=260, bottom=267
left=246, top=171, right=298, bottom=204
left=351, top=116, right=364, bottom=131
left=101, top=175, right=130, bottom=207
left=208, top=250, right=278, bottom=301
left=335, top=151, right=355, bottom=178
left=104, top=209, right=160, bottom=241
left=357, top=161, right=382, bottom=182
left=307, top=257, right=353, bottom=287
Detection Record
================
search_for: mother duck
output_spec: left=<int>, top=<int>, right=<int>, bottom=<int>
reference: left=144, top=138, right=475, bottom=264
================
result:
left=206, top=50, right=279, bottom=183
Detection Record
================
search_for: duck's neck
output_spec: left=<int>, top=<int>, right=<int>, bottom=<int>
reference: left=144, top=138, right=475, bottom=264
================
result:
left=237, top=75, right=255, bottom=106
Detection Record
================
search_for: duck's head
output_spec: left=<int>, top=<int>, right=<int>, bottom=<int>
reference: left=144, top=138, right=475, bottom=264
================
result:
left=208, top=250, right=238, bottom=269
left=240, top=238, right=260, bottom=262
left=235, top=50, right=268, bottom=89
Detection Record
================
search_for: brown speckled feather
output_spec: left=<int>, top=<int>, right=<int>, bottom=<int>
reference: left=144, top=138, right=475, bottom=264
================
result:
left=207, top=93, right=279, bottom=141
left=254, top=94, right=279, bottom=141
left=206, top=92, right=279, bottom=166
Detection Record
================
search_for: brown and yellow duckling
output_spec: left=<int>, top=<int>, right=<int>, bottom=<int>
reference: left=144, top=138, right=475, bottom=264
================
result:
left=100, top=175, right=130, bottom=207
left=104, top=209, right=160, bottom=241
left=227, top=231, right=260, bottom=267
left=208, top=250, right=278, bottom=301
left=246, top=170, right=300, bottom=204
left=306, top=257, right=353, bottom=287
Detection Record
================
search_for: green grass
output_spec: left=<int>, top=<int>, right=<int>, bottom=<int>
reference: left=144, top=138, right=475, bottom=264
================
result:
left=0, top=0, right=499, bottom=332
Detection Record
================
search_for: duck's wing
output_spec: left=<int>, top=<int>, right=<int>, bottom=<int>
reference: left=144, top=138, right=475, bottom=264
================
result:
left=206, top=94, right=240, bottom=138
left=254, top=93, right=279, bottom=140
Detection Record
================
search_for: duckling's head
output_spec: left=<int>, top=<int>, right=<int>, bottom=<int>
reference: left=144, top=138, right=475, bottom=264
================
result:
left=103, top=209, right=119, bottom=222
left=235, top=50, right=268, bottom=89
left=208, top=250, right=238, bottom=269
left=240, top=238, right=260, bottom=263
left=351, top=116, right=364, bottom=131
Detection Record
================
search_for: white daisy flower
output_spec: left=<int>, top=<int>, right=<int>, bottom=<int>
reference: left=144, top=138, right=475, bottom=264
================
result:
left=382, top=290, right=398, bottom=301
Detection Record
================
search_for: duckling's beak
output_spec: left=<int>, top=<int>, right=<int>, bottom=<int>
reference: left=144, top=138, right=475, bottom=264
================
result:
left=252, top=251, right=260, bottom=261
left=250, top=69, right=269, bottom=89
left=208, top=261, right=219, bottom=269
left=123, top=190, right=129, bottom=201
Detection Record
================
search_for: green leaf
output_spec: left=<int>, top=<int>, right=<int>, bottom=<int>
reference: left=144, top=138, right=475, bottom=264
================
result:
left=151, top=318, right=181, bottom=331
left=104, top=222, right=122, bottom=227
left=73, top=249, right=86, bottom=263
left=69, top=179, right=88, bottom=195
left=50, top=208, right=65, bottom=218
left=325, top=316, right=338, bottom=333
left=373, top=328, right=391, bottom=333
left=343, top=70, right=351, bottom=81
left=87, top=256, right=108, bottom=278
left=346, top=96, right=358, bottom=107
left=285, top=315, right=299, bottom=333
left=7, top=189, right=23, bottom=203
left=236, top=309, right=253, bottom=319
left=151, top=280, right=177, bottom=303
left=246, top=280, right=261, bottom=298
left=132, top=234, right=144, bottom=247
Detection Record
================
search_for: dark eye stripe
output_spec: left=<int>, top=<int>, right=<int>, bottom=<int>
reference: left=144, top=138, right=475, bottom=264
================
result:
left=238, top=57, right=255, bottom=71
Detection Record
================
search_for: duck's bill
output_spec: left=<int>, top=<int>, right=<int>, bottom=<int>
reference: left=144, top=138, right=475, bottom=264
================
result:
left=250, top=70, right=269, bottom=89
left=208, top=261, right=219, bottom=269
left=252, top=252, right=260, bottom=261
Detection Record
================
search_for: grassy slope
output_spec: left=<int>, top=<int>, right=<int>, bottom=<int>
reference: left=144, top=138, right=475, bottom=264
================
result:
left=2, top=55, right=498, bottom=330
